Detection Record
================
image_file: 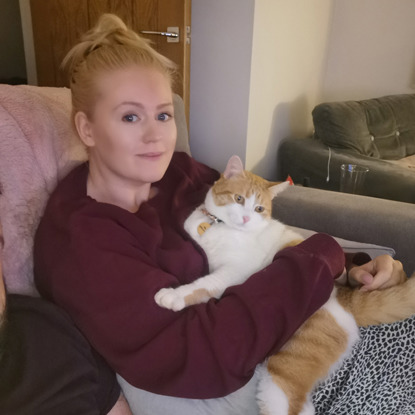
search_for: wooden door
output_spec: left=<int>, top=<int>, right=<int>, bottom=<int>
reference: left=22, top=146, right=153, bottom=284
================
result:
left=30, top=0, right=90, bottom=87
left=30, top=0, right=191, bottom=119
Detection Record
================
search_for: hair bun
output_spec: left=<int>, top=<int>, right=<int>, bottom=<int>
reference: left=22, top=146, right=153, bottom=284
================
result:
left=91, top=13, right=128, bottom=34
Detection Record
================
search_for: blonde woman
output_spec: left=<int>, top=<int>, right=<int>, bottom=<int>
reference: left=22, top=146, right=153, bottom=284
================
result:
left=34, top=14, right=413, bottom=415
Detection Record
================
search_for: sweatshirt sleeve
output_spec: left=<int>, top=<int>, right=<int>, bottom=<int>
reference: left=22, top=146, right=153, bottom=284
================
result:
left=36, top=215, right=344, bottom=400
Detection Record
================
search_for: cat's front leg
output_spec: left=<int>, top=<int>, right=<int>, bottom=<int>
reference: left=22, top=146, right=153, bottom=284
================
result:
left=155, top=282, right=223, bottom=312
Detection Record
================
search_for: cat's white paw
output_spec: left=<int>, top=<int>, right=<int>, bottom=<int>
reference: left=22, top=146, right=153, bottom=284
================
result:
left=154, top=288, right=186, bottom=311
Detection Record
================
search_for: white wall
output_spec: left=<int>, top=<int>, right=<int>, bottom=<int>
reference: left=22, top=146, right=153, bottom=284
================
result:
left=322, top=0, right=415, bottom=101
left=19, top=0, right=37, bottom=84
left=189, top=0, right=415, bottom=180
left=190, top=0, right=334, bottom=179
left=245, top=0, right=333, bottom=179
left=189, top=0, right=255, bottom=173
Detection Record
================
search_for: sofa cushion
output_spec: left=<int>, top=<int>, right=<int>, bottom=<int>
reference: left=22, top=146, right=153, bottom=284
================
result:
left=312, top=94, right=415, bottom=160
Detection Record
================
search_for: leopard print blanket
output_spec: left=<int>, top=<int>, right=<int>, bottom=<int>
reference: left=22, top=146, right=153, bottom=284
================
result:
left=313, top=315, right=415, bottom=414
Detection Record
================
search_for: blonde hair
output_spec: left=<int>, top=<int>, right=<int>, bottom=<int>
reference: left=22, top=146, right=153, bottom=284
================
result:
left=62, top=14, right=177, bottom=119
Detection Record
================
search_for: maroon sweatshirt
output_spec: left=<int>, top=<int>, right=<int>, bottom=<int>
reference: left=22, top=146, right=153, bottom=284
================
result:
left=34, top=152, right=345, bottom=399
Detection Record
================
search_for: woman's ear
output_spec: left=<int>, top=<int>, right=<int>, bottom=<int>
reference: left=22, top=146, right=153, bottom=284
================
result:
left=74, top=111, right=95, bottom=147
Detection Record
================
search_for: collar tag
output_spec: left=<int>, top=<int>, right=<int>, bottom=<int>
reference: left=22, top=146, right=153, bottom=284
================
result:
left=197, top=222, right=211, bottom=235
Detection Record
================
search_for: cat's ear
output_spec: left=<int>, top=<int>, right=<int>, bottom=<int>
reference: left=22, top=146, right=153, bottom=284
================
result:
left=268, top=181, right=291, bottom=198
left=223, top=155, right=244, bottom=179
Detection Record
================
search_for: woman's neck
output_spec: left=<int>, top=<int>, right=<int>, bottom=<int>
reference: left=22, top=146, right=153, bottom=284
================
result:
left=86, top=164, right=153, bottom=213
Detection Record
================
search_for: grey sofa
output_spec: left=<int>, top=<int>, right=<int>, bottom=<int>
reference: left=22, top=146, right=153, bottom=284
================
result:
left=273, top=185, right=415, bottom=276
left=278, top=94, right=415, bottom=203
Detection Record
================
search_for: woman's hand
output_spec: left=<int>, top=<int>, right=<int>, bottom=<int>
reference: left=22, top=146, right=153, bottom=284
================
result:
left=348, top=254, right=407, bottom=291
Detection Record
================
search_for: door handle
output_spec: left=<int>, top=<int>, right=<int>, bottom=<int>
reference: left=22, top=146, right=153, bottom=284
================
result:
left=140, top=30, right=178, bottom=38
left=140, top=27, right=179, bottom=43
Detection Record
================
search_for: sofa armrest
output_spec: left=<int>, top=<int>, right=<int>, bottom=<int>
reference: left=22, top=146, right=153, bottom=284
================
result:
left=277, top=137, right=415, bottom=203
left=272, top=185, right=415, bottom=275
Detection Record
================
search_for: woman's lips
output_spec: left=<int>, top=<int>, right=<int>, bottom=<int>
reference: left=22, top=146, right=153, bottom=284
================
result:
left=137, top=152, right=163, bottom=160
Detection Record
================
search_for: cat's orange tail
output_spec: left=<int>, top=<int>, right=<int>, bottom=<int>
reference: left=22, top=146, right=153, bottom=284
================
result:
left=337, top=274, right=415, bottom=327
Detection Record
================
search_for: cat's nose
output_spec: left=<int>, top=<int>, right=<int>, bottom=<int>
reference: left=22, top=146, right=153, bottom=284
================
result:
left=243, top=216, right=250, bottom=223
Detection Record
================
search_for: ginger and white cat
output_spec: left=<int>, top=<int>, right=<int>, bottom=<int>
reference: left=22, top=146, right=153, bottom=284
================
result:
left=155, top=155, right=415, bottom=415
left=155, top=155, right=303, bottom=312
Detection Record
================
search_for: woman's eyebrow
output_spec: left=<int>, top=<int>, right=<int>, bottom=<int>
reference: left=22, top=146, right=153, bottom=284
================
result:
left=157, top=102, right=174, bottom=109
left=116, top=101, right=144, bottom=109
left=115, top=101, right=173, bottom=110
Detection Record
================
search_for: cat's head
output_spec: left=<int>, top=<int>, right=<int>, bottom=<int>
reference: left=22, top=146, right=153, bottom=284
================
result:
left=204, top=155, right=290, bottom=231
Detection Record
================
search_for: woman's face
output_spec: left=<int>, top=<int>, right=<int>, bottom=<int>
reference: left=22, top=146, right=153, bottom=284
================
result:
left=77, top=65, right=177, bottom=187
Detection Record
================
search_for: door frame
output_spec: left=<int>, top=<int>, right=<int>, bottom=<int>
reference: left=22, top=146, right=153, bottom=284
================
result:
left=19, top=0, right=38, bottom=85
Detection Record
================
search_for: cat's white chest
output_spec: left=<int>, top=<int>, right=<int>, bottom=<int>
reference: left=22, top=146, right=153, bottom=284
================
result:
left=184, top=207, right=294, bottom=273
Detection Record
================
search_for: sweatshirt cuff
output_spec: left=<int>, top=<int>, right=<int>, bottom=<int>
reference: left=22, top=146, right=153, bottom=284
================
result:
left=292, top=233, right=345, bottom=278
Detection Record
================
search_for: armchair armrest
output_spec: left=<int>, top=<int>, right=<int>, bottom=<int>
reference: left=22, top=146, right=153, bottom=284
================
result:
left=272, top=185, right=415, bottom=275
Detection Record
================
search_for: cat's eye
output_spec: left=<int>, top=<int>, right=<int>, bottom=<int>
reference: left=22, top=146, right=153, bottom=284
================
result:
left=255, top=206, right=265, bottom=213
left=234, top=194, right=245, bottom=204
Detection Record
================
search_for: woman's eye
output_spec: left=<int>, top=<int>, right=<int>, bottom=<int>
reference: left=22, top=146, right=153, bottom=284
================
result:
left=255, top=206, right=265, bottom=213
left=234, top=194, right=245, bottom=204
left=158, top=112, right=172, bottom=122
left=122, top=114, right=138, bottom=123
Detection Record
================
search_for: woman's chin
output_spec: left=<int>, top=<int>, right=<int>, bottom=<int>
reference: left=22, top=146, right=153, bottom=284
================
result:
left=142, top=168, right=168, bottom=184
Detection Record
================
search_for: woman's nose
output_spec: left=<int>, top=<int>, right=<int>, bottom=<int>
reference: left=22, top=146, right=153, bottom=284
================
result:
left=142, top=119, right=162, bottom=143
